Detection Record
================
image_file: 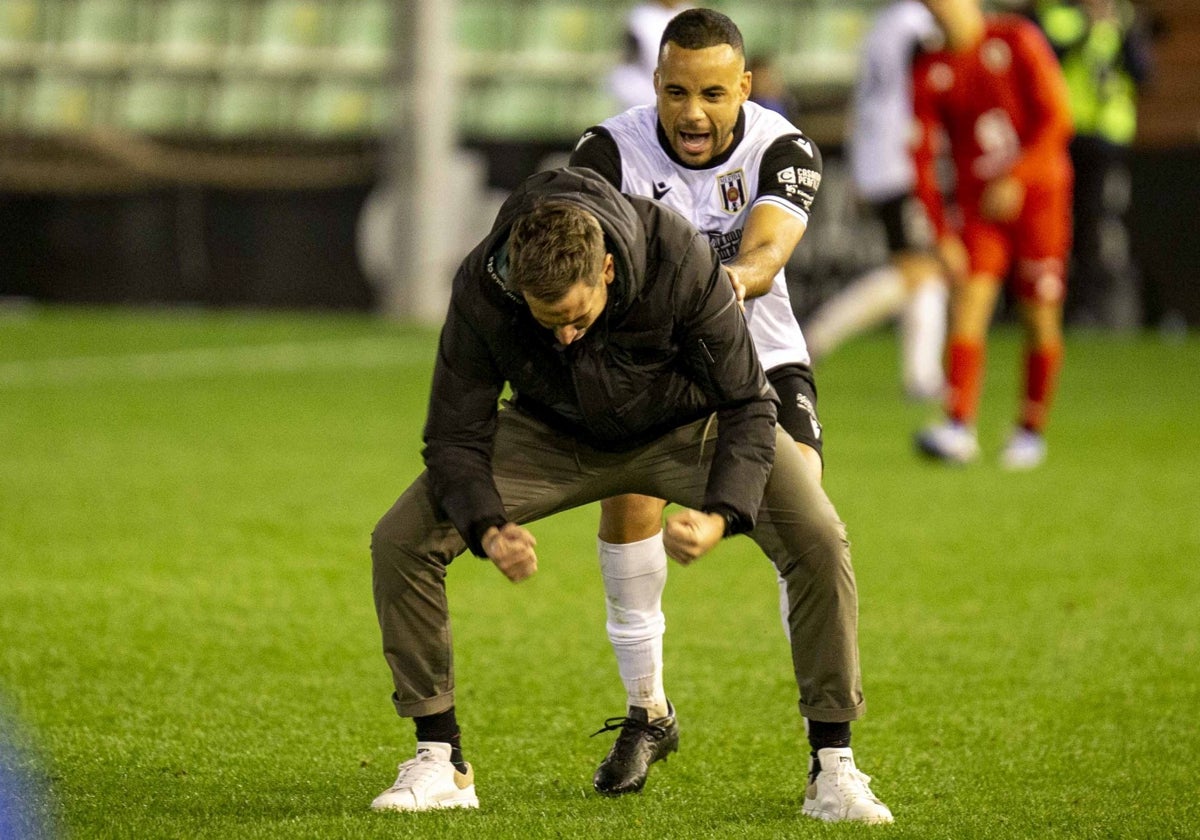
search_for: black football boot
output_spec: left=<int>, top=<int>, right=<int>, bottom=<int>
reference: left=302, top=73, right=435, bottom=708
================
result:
left=591, top=701, right=679, bottom=795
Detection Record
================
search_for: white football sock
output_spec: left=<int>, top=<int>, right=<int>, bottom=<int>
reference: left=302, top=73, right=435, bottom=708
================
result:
left=899, top=277, right=948, bottom=400
left=598, top=534, right=668, bottom=718
left=804, top=266, right=906, bottom=360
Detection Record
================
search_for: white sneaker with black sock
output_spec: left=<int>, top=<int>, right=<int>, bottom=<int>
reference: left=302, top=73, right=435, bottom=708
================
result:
left=803, top=747, right=893, bottom=824
left=371, top=742, right=479, bottom=812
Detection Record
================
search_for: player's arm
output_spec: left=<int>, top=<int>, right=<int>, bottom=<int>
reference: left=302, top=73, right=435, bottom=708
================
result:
left=727, top=133, right=819, bottom=300
left=910, top=56, right=949, bottom=239
left=1007, top=22, right=1074, bottom=186
left=567, top=126, right=623, bottom=189
left=422, top=271, right=510, bottom=559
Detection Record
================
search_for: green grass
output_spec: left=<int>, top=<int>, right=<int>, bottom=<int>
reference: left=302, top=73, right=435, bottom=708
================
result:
left=1, top=306, right=1197, bottom=839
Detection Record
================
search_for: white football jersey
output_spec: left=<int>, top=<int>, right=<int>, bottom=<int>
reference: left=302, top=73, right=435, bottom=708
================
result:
left=570, top=101, right=820, bottom=371
left=847, top=0, right=939, bottom=201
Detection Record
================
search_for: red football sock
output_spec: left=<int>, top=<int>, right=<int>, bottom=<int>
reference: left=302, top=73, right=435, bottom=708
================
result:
left=945, top=338, right=984, bottom=424
left=1021, top=343, right=1064, bottom=433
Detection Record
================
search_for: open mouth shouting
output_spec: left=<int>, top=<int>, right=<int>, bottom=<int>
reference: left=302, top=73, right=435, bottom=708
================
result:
left=677, top=128, right=712, bottom=159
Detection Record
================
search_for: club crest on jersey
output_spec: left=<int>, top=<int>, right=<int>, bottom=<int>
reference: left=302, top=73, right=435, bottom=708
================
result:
left=716, top=169, right=747, bottom=214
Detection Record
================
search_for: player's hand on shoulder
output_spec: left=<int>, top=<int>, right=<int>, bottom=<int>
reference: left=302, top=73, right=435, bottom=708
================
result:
left=663, top=509, right=725, bottom=565
left=482, top=523, right=538, bottom=582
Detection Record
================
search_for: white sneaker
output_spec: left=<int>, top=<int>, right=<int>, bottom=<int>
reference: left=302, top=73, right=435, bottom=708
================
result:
left=803, top=747, right=894, bottom=824
left=915, top=420, right=979, bottom=464
left=1000, top=428, right=1046, bottom=470
left=370, top=742, right=479, bottom=812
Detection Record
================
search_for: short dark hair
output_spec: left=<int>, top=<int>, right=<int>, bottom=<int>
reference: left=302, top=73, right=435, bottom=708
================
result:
left=659, top=8, right=745, bottom=58
left=508, top=201, right=605, bottom=302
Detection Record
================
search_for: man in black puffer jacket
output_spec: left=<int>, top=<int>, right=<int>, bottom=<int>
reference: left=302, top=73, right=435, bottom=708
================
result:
left=369, top=167, right=883, bottom=820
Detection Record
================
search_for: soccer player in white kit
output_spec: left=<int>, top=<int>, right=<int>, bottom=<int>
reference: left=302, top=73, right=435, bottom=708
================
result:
left=803, top=0, right=948, bottom=401
left=570, top=8, right=892, bottom=823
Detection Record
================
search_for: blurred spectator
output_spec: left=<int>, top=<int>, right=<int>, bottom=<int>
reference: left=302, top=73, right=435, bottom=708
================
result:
left=606, top=1, right=694, bottom=110
left=804, top=0, right=948, bottom=401
left=747, top=54, right=799, bottom=122
left=1031, top=0, right=1153, bottom=328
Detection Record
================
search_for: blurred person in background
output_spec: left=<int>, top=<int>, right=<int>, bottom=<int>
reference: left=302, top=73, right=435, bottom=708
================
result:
left=803, top=0, right=948, bottom=402
left=912, top=0, right=1074, bottom=469
left=747, top=53, right=800, bottom=122
left=571, top=9, right=892, bottom=822
left=607, top=0, right=694, bottom=110
left=1030, top=0, right=1153, bottom=328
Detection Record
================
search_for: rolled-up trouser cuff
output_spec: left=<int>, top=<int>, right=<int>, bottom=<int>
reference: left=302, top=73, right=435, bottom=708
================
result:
left=392, top=689, right=457, bottom=719
left=799, top=699, right=865, bottom=723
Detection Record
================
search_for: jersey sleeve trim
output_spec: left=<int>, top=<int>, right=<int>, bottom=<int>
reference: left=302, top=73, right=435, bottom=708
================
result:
left=568, top=126, right=623, bottom=189
left=751, top=194, right=810, bottom=226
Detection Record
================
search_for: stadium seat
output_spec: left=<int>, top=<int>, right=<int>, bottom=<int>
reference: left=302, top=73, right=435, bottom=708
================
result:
left=332, top=0, right=392, bottom=74
left=61, top=0, right=138, bottom=69
left=120, top=74, right=204, bottom=135
left=24, top=71, right=101, bottom=132
left=206, top=76, right=284, bottom=136
left=153, top=0, right=230, bottom=69
left=476, top=80, right=558, bottom=139
left=0, top=0, right=43, bottom=63
left=455, top=0, right=517, bottom=57
left=253, top=0, right=331, bottom=71
left=519, top=1, right=597, bottom=59
left=299, top=79, right=389, bottom=136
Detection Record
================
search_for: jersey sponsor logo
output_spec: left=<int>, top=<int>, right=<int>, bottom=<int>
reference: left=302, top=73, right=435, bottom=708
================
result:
left=792, top=136, right=813, bottom=156
left=777, top=166, right=821, bottom=191
left=652, top=180, right=672, bottom=200
left=704, top=228, right=743, bottom=262
left=716, top=169, right=747, bottom=214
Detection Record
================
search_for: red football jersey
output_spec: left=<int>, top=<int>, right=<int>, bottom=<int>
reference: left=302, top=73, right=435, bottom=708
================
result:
left=911, top=14, right=1073, bottom=238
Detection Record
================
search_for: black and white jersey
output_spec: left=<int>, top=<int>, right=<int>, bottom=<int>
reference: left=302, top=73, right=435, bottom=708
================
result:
left=570, top=101, right=821, bottom=370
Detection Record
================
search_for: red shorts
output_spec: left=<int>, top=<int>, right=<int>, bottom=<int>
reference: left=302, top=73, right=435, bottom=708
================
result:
left=962, top=180, right=1071, bottom=303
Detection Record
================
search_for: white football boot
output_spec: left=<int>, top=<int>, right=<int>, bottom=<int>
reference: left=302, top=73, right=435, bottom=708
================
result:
left=1000, top=428, right=1046, bottom=470
left=803, top=747, right=894, bottom=824
left=915, top=420, right=980, bottom=464
left=370, top=742, right=479, bottom=812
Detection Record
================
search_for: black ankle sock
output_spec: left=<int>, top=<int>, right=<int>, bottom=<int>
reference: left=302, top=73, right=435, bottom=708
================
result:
left=807, top=720, right=851, bottom=778
left=414, top=707, right=467, bottom=773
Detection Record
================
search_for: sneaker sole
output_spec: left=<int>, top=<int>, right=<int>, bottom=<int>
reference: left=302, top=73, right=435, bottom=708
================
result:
left=371, top=794, right=480, bottom=812
left=803, top=803, right=893, bottom=824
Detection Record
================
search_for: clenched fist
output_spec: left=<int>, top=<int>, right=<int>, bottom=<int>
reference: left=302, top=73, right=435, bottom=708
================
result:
left=482, top=522, right=538, bottom=582
left=663, top=509, right=726, bottom=564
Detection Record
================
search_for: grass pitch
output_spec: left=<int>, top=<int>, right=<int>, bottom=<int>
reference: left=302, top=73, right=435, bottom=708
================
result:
left=1, top=306, right=1197, bottom=839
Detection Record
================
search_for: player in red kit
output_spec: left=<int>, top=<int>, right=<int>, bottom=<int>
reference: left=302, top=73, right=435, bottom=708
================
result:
left=912, top=0, right=1073, bottom=469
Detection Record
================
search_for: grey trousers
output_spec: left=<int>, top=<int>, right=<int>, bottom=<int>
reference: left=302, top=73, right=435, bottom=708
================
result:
left=371, top=406, right=865, bottom=722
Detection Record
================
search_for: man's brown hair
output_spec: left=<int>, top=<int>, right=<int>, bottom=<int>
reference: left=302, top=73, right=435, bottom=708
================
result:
left=508, top=201, right=606, bottom=302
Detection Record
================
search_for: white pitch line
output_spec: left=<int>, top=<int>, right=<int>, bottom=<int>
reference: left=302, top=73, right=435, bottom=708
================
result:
left=0, top=336, right=423, bottom=387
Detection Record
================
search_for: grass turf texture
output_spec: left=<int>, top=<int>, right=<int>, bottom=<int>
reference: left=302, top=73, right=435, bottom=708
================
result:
left=1, top=306, right=1197, bottom=839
